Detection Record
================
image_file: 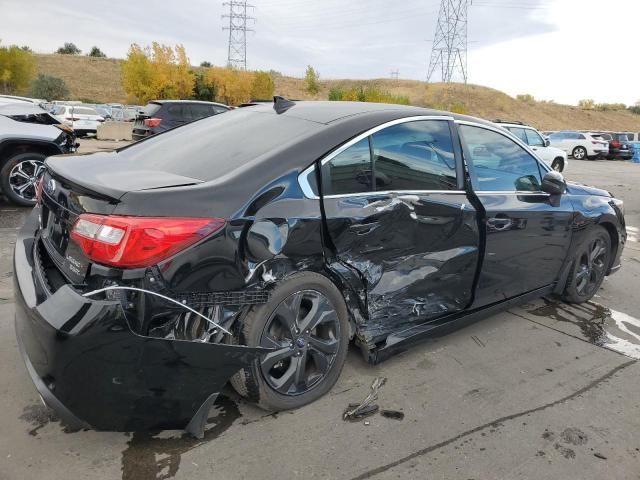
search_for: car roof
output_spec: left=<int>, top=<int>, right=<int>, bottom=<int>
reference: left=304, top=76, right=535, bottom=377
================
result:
left=151, top=100, right=230, bottom=107
left=241, top=100, right=496, bottom=127
left=0, top=103, right=50, bottom=116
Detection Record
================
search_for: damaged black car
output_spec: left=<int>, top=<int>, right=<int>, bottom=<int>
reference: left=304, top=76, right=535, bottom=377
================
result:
left=14, top=99, right=626, bottom=437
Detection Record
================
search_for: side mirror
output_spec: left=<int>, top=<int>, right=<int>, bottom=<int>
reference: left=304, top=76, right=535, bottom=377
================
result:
left=541, top=171, right=566, bottom=195
left=544, top=137, right=551, bottom=147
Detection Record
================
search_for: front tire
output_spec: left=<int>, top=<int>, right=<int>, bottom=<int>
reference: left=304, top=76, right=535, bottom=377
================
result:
left=231, top=272, right=349, bottom=411
left=0, top=152, right=47, bottom=206
left=572, top=146, right=587, bottom=160
left=563, top=226, right=611, bottom=303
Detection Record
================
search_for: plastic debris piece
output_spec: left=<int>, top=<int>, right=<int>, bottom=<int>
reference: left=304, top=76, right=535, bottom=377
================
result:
left=343, top=377, right=387, bottom=422
left=364, top=421, right=370, bottom=426
left=593, top=452, right=607, bottom=460
left=380, top=409, right=405, bottom=420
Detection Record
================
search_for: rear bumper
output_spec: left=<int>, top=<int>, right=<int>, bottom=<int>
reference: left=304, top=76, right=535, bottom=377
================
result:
left=13, top=207, right=268, bottom=436
left=609, top=148, right=632, bottom=159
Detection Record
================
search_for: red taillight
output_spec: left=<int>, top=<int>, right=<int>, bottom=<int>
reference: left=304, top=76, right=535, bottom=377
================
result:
left=611, top=140, right=621, bottom=148
left=70, top=214, right=226, bottom=268
left=144, top=118, right=162, bottom=128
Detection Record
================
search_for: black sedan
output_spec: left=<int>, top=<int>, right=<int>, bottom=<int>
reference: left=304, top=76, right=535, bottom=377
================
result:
left=14, top=99, right=626, bottom=437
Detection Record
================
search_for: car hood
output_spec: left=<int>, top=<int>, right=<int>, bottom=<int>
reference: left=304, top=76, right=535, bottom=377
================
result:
left=567, top=181, right=611, bottom=197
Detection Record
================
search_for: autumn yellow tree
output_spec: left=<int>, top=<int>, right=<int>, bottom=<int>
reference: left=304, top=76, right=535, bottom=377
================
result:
left=251, top=71, right=275, bottom=100
left=0, top=43, right=35, bottom=94
left=205, top=67, right=253, bottom=105
left=121, top=43, right=195, bottom=103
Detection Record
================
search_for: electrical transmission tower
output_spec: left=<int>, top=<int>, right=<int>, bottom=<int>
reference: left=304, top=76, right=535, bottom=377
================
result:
left=222, top=1, right=254, bottom=70
left=426, top=0, right=470, bottom=83
left=390, top=70, right=399, bottom=81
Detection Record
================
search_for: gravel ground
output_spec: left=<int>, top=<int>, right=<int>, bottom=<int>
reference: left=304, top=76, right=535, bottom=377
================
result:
left=0, top=149, right=639, bottom=480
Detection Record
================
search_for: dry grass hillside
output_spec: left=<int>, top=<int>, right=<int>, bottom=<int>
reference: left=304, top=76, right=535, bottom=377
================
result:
left=34, top=54, right=640, bottom=132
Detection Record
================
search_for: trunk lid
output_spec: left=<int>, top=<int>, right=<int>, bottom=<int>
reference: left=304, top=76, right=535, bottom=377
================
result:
left=39, top=152, right=203, bottom=283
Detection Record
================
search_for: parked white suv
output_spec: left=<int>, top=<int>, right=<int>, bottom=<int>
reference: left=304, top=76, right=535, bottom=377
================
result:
left=496, top=121, right=569, bottom=172
left=51, top=105, right=104, bottom=137
left=548, top=131, right=609, bottom=160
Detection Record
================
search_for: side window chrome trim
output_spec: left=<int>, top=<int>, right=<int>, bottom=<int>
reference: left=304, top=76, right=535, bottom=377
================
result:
left=323, top=189, right=466, bottom=200
left=475, top=191, right=550, bottom=196
left=455, top=119, right=552, bottom=174
left=298, top=115, right=455, bottom=199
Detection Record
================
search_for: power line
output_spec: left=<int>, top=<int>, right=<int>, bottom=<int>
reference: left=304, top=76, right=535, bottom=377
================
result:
left=222, top=1, right=255, bottom=69
left=427, top=0, right=470, bottom=83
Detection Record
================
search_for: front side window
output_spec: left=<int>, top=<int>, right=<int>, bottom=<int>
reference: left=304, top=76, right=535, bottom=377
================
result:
left=459, top=124, right=543, bottom=192
left=370, top=120, right=457, bottom=191
left=320, top=138, right=372, bottom=195
left=525, top=128, right=545, bottom=147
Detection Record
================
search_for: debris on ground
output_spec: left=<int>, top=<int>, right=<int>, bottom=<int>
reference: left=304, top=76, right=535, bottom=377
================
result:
left=594, top=452, right=607, bottom=460
left=343, top=377, right=387, bottom=422
left=380, top=409, right=405, bottom=420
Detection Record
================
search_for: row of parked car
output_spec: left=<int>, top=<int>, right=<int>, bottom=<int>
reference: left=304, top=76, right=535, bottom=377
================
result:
left=545, top=130, right=638, bottom=161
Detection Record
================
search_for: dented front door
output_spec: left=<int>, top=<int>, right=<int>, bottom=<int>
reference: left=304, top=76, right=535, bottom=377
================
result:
left=320, top=119, right=480, bottom=344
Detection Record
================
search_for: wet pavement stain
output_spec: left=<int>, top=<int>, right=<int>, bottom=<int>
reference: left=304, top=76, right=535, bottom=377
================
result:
left=18, top=404, right=79, bottom=436
left=560, top=427, right=588, bottom=446
left=554, top=443, right=576, bottom=459
left=120, top=396, right=241, bottom=480
left=524, top=299, right=640, bottom=359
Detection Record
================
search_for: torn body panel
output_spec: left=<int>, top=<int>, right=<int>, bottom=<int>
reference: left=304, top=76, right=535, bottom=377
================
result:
left=322, top=191, right=480, bottom=347
left=14, top=209, right=271, bottom=435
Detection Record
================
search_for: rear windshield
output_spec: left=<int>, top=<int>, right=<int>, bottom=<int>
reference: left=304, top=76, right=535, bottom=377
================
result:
left=118, top=109, right=320, bottom=181
left=142, top=103, right=162, bottom=117
left=616, top=133, right=629, bottom=141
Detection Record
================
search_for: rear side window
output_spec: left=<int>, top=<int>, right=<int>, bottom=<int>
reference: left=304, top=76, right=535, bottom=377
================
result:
left=507, top=127, right=527, bottom=143
left=190, top=104, right=215, bottom=120
left=321, top=138, right=372, bottom=195
left=142, top=103, right=162, bottom=117
left=460, top=125, right=543, bottom=192
left=370, top=120, right=457, bottom=191
left=213, top=106, right=229, bottom=114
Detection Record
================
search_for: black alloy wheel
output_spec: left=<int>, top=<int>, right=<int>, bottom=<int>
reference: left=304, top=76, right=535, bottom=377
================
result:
left=259, top=289, right=340, bottom=396
left=230, top=272, right=349, bottom=411
left=563, top=226, right=611, bottom=303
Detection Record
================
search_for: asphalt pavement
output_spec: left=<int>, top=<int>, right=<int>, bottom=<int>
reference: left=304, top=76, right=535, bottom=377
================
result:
left=1, top=144, right=639, bottom=480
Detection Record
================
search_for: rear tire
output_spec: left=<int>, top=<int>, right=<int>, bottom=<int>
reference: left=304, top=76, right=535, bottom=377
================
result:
left=0, top=152, right=46, bottom=206
left=563, top=226, right=611, bottom=303
left=230, top=272, right=349, bottom=411
left=572, top=146, right=587, bottom=160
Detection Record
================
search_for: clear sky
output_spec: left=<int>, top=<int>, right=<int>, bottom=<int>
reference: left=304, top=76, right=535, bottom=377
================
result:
left=1, top=0, right=638, bottom=105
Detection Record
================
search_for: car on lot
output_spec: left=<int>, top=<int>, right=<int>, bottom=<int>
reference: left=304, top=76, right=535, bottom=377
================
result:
left=51, top=105, right=105, bottom=136
left=132, top=100, right=231, bottom=140
left=14, top=100, right=626, bottom=437
left=0, top=103, right=77, bottom=206
left=548, top=131, right=609, bottom=160
left=597, top=132, right=633, bottom=160
left=495, top=120, right=569, bottom=171
left=625, top=132, right=640, bottom=143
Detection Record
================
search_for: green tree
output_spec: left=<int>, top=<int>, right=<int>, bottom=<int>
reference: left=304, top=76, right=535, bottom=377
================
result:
left=200, top=61, right=212, bottom=67
left=251, top=71, right=275, bottom=100
left=28, top=74, right=69, bottom=101
left=56, top=42, right=81, bottom=55
left=88, top=46, right=106, bottom=58
left=192, top=72, right=216, bottom=101
left=305, top=65, right=320, bottom=95
left=0, top=43, right=36, bottom=94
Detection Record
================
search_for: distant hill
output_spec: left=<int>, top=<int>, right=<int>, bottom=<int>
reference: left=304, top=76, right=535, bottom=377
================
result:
left=34, top=54, right=640, bottom=132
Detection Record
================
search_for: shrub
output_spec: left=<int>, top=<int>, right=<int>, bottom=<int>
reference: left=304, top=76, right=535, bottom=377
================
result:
left=192, top=72, right=216, bottom=101
left=595, top=103, right=626, bottom=111
left=0, top=43, right=35, bottom=94
left=251, top=71, right=275, bottom=100
left=29, top=74, right=69, bottom=101
left=328, top=87, right=343, bottom=101
left=200, top=61, right=212, bottom=68
left=56, top=42, right=81, bottom=55
left=516, top=93, right=535, bottom=104
left=305, top=65, right=320, bottom=95
left=205, top=67, right=254, bottom=105
left=328, top=86, right=409, bottom=105
left=578, top=99, right=595, bottom=110
left=88, top=46, right=106, bottom=58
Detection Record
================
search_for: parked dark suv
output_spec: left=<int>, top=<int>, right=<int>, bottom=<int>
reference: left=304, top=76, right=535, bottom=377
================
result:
left=132, top=100, right=230, bottom=140
left=599, top=133, right=633, bottom=160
